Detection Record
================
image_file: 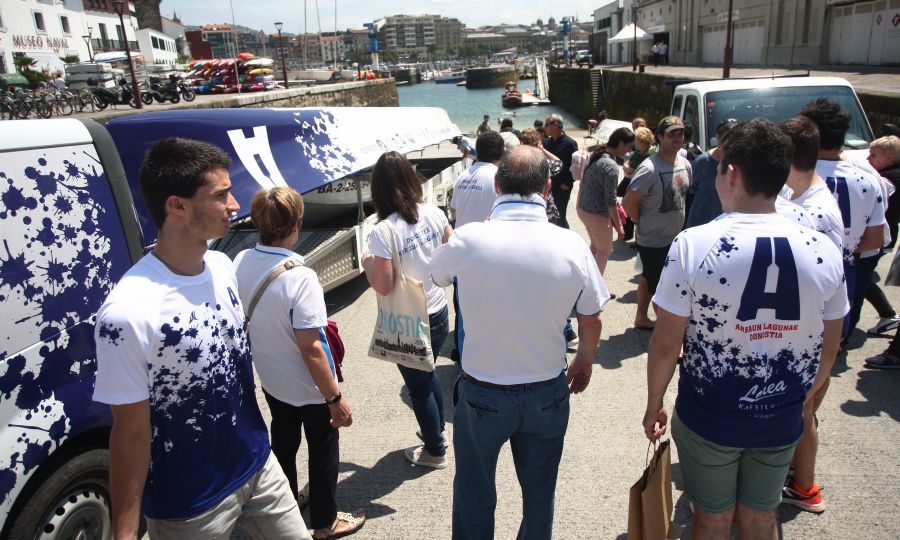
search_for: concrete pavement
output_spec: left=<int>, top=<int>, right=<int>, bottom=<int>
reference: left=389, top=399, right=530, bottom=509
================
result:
left=259, top=179, right=900, bottom=539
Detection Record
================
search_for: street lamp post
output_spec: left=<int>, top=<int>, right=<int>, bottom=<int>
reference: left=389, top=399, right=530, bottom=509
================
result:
left=83, top=26, right=94, bottom=62
left=632, top=2, right=638, bottom=71
left=275, top=22, right=289, bottom=89
left=111, top=1, right=142, bottom=109
left=723, top=0, right=734, bottom=78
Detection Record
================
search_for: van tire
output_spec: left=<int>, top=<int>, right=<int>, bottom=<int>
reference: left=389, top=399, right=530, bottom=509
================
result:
left=5, top=449, right=112, bottom=540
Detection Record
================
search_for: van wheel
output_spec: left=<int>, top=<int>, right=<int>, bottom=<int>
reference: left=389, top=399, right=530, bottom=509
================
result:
left=6, top=449, right=111, bottom=540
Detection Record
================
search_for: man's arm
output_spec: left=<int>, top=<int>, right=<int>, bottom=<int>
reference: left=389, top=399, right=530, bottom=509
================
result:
left=109, top=401, right=151, bottom=540
left=857, top=224, right=884, bottom=253
left=622, top=190, right=643, bottom=223
left=643, top=305, right=689, bottom=441
left=295, top=328, right=352, bottom=427
left=567, top=313, right=602, bottom=393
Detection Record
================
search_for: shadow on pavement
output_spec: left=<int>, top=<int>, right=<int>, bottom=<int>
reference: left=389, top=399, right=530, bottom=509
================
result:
left=609, top=241, right=638, bottom=262
left=840, top=369, right=900, bottom=421
left=598, top=329, right=650, bottom=369
left=333, top=450, right=439, bottom=520
left=324, top=274, right=371, bottom=316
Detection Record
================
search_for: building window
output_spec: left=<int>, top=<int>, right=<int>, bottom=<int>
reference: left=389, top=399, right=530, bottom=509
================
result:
left=33, top=11, right=46, bottom=33
left=60, top=15, right=70, bottom=35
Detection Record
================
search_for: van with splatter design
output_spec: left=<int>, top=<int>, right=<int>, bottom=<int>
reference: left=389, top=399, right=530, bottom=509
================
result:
left=0, top=119, right=144, bottom=538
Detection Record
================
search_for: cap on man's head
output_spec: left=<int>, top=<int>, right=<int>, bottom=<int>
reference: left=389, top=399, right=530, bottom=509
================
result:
left=657, top=116, right=685, bottom=134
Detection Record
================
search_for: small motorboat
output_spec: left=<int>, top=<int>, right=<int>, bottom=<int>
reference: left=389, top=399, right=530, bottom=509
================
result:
left=435, top=69, right=466, bottom=84
left=501, top=81, right=523, bottom=108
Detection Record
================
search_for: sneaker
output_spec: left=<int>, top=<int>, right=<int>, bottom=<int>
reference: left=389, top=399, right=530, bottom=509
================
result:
left=782, top=481, right=826, bottom=514
left=865, top=351, right=900, bottom=369
left=867, top=316, right=900, bottom=335
left=565, top=331, right=579, bottom=349
left=405, top=445, right=447, bottom=469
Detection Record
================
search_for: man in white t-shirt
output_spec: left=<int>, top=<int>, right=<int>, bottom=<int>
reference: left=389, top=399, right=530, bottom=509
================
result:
left=777, top=117, right=844, bottom=251
left=800, top=98, right=886, bottom=347
left=644, top=120, right=847, bottom=537
left=93, top=138, right=310, bottom=539
left=432, top=145, right=609, bottom=539
left=450, top=131, right=504, bottom=228
left=774, top=115, right=847, bottom=515
left=233, top=187, right=364, bottom=539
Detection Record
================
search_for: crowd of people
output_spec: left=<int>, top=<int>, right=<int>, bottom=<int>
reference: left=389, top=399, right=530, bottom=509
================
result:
left=89, top=99, right=900, bottom=539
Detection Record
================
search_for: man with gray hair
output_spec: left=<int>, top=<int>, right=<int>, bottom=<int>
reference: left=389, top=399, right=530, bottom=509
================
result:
left=431, top=145, right=610, bottom=539
left=543, top=113, right=579, bottom=228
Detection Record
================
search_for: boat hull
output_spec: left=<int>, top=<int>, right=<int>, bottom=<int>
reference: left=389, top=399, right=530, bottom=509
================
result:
left=502, top=95, right=523, bottom=108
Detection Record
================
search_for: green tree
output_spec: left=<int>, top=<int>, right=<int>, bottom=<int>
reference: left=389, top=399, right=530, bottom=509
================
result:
left=14, top=55, right=50, bottom=89
left=536, top=18, right=543, bottom=28
left=59, top=54, right=80, bottom=64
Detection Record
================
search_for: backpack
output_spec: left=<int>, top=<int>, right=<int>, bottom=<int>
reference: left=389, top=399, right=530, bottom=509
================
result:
left=683, top=142, right=702, bottom=163
left=570, top=148, right=591, bottom=181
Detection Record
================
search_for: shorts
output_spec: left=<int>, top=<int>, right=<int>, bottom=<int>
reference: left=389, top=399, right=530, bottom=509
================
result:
left=636, top=244, right=671, bottom=295
left=671, top=413, right=797, bottom=513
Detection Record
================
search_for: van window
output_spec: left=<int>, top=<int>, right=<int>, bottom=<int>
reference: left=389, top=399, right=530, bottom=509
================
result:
left=671, top=95, right=683, bottom=117
left=0, top=143, right=132, bottom=356
left=704, top=85, right=873, bottom=149
left=683, top=95, right=699, bottom=140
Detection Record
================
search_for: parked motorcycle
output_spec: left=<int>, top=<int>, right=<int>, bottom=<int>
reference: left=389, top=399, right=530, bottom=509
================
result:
left=176, top=80, right=196, bottom=102
left=141, top=77, right=180, bottom=105
left=88, top=78, right=139, bottom=110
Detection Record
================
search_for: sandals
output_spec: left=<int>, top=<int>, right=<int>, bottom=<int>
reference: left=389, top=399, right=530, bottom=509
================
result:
left=312, top=509, right=366, bottom=539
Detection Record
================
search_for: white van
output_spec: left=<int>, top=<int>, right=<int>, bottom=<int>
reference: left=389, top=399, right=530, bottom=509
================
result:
left=669, top=76, right=874, bottom=151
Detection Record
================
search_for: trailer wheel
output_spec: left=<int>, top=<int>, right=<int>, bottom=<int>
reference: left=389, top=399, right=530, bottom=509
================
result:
left=5, top=449, right=111, bottom=540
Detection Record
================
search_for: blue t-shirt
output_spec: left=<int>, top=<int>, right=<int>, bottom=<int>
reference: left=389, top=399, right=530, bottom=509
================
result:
left=94, top=251, right=270, bottom=519
left=653, top=213, right=848, bottom=448
left=684, top=151, right=722, bottom=228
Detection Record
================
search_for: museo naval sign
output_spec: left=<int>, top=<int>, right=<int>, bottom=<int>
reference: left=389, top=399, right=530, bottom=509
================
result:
left=12, top=35, right=70, bottom=52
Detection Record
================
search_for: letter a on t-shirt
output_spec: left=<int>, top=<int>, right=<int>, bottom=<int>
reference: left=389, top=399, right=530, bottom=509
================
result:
left=737, top=237, right=800, bottom=322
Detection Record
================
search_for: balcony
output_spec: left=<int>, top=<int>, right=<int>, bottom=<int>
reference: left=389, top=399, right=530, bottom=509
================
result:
left=92, top=38, right=140, bottom=51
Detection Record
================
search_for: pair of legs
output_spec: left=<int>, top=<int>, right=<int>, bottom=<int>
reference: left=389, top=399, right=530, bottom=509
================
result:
left=635, top=244, right=670, bottom=328
left=847, top=253, right=881, bottom=337
left=790, top=378, right=830, bottom=493
left=263, top=392, right=339, bottom=531
left=452, top=373, right=569, bottom=540
left=672, top=414, right=794, bottom=540
left=397, top=306, right=450, bottom=455
left=551, top=184, right=572, bottom=229
left=577, top=207, right=614, bottom=274
left=145, top=452, right=309, bottom=540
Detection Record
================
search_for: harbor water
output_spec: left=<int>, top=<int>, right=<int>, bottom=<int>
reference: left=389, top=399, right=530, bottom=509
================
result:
left=397, top=81, right=585, bottom=136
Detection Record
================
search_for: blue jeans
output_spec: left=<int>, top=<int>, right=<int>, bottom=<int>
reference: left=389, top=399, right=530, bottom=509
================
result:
left=397, top=305, right=449, bottom=456
left=452, top=372, right=570, bottom=540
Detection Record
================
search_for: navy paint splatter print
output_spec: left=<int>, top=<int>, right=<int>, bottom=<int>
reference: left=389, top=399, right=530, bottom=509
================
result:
left=0, top=144, right=130, bottom=515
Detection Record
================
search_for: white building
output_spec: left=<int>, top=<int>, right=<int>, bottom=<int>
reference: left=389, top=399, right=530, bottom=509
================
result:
left=592, top=0, right=900, bottom=67
left=0, top=1, right=183, bottom=77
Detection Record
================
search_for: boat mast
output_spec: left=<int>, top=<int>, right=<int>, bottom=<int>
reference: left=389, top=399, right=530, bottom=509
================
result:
left=303, top=0, right=308, bottom=69
left=333, top=0, right=338, bottom=70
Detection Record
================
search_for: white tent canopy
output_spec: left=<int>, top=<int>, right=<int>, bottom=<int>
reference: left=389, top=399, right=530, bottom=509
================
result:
left=608, top=24, right=654, bottom=44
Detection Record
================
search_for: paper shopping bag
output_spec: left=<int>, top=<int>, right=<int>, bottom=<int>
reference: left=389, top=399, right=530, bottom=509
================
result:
left=627, top=440, right=680, bottom=540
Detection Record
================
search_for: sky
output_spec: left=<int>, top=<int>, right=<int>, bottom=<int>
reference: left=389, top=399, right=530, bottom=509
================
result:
left=158, top=0, right=603, bottom=34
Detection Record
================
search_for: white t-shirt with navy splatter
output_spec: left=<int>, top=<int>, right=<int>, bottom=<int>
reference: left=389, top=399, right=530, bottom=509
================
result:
left=779, top=182, right=845, bottom=251
left=654, top=212, right=848, bottom=448
left=93, top=250, right=270, bottom=520
left=816, top=159, right=885, bottom=261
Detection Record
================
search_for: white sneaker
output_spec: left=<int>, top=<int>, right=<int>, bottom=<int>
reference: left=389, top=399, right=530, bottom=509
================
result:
left=404, top=445, right=447, bottom=469
left=867, top=316, right=900, bottom=335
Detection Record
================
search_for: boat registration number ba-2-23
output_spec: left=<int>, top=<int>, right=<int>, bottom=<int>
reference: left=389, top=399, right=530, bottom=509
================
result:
left=317, top=180, right=369, bottom=193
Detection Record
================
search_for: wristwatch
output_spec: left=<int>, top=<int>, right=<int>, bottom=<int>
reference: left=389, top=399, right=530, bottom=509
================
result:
left=325, top=392, right=342, bottom=405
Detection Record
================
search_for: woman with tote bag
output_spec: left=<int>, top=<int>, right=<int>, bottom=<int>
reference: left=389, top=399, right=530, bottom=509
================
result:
left=362, top=151, right=453, bottom=469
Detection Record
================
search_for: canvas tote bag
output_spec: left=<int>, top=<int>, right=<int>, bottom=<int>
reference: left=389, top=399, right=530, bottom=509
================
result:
left=367, top=220, right=434, bottom=371
left=627, top=440, right=681, bottom=540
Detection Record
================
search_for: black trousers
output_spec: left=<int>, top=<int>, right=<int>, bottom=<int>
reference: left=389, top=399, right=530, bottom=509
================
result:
left=264, top=390, right=338, bottom=530
left=551, top=184, right=572, bottom=229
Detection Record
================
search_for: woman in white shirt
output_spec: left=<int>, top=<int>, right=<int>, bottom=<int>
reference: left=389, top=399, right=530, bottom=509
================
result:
left=362, top=151, right=453, bottom=469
